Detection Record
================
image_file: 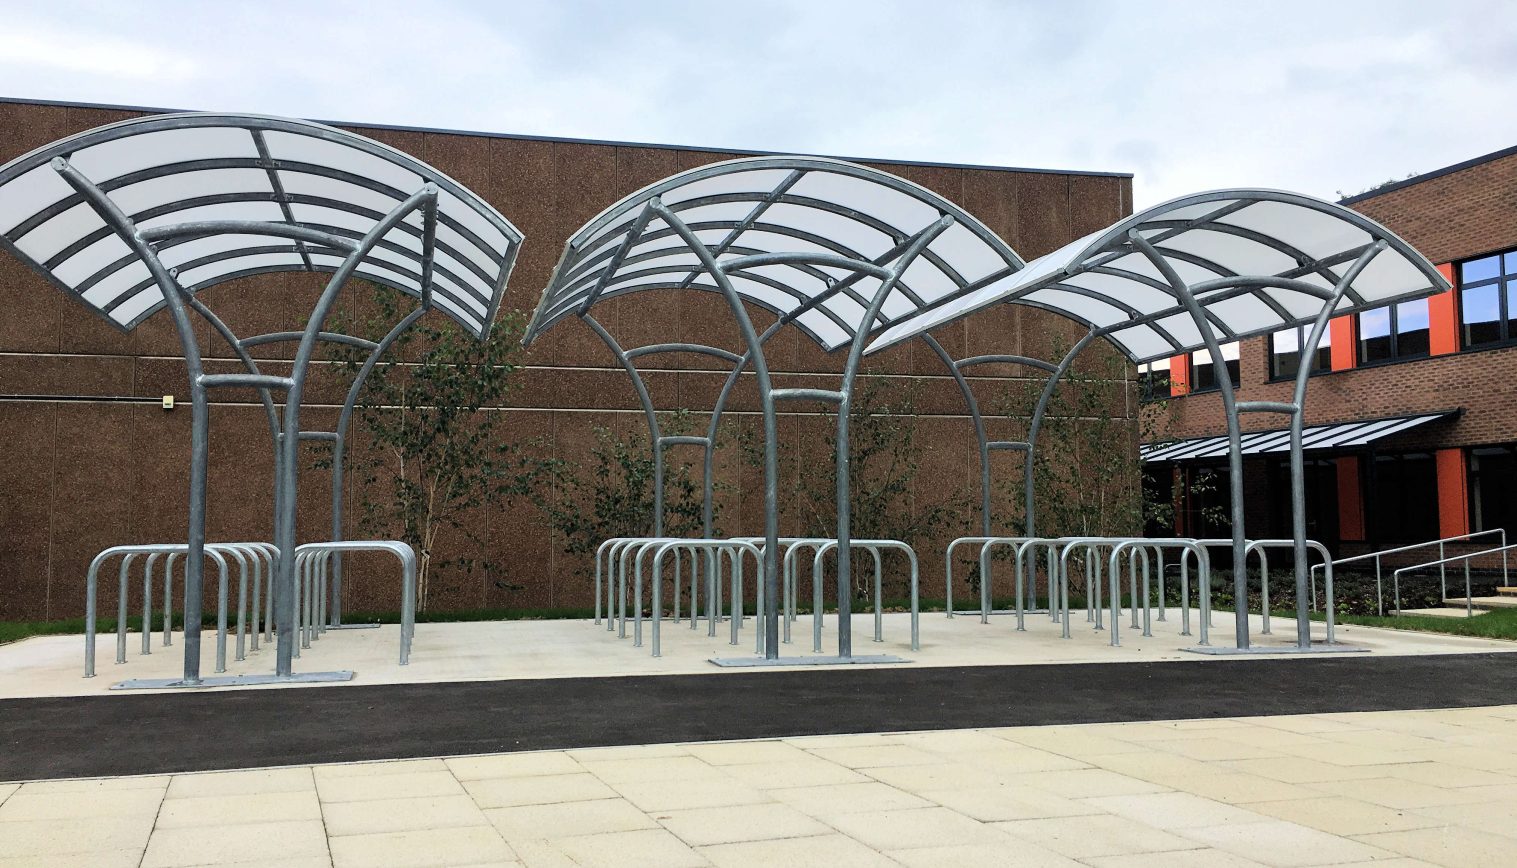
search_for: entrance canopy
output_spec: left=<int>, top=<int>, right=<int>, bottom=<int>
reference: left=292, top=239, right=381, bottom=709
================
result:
left=865, top=189, right=1448, bottom=362
left=1140, top=411, right=1456, bottom=463
left=523, top=156, right=1025, bottom=351
left=0, top=113, right=522, bottom=338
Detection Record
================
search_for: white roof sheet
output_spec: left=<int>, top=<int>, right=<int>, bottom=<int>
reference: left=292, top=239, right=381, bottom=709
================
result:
left=522, top=156, right=1025, bottom=351
left=864, top=190, right=1449, bottom=363
left=1139, top=412, right=1453, bottom=463
left=0, top=113, right=523, bottom=338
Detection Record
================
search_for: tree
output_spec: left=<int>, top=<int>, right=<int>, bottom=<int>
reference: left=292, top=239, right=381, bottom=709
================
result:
left=994, top=343, right=1145, bottom=539
left=745, top=375, right=970, bottom=598
left=325, top=284, right=544, bottom=612
left=537, top=410, right=720, bottom=560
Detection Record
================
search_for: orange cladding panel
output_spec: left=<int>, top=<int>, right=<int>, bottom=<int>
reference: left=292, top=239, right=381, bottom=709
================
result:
left=1168, top=354, right=1190, bottom=395
left=1335, top=456, right=1365, bottom=541
left=1329, top=315, right=1356, bottom=371
left=1435, top=448, right=1469, bottom=538
left=1429, top=263, right=1458, bottom=356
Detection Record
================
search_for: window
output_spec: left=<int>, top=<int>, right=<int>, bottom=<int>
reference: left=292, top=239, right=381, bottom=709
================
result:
left=1458, top=250, right=1517, bottom=348
left=1178, top=465, right=1231, bottom=538
left=1357, top=299, right=1430, bottom=364
left=1367, top=452, right=1439, bottom=542
left=1265, top=457, right=1339, bottom=546
left=1269, top=325, right=1331, bottom=380
left=1469, top=445, right=1517, bottom=534
left=1190, top=342, right=1239, bottom=392
left=1138, top=358, right=1171, bottom=401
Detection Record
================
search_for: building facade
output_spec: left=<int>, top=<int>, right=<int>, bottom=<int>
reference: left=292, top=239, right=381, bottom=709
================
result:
left=1143, top=145, right=1517, bottom=556
left=0, top=97, right=1134, bottom=622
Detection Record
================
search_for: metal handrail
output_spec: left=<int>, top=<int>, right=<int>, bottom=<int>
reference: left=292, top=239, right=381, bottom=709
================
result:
left=1310, top=529, right=1508, bottom=616
left=1391, top=542, right=1517, bottom=617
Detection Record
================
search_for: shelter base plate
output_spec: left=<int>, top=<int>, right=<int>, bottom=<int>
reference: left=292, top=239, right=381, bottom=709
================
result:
left=1182, top=643, right=1367, bottom=656
left=111, top=671, right=355, bottom=690
left=326, top=624, right=382, bottom=630
left=710, top=655, right=909, bottom=667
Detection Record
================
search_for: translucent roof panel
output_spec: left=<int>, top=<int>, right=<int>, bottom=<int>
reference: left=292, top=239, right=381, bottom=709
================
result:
left=0, top=113, right=523, bottom=338
left=864, top=189, right=1448, bottom=363
left=523, top=157, right=1025, bottom=351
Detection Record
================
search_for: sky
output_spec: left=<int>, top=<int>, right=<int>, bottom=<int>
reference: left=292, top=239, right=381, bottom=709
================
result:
left=1, top=0, right=1513, bottom=207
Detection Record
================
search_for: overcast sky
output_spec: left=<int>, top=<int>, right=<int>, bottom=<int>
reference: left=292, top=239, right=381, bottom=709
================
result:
left=2, top=0, right=1513, bottom=207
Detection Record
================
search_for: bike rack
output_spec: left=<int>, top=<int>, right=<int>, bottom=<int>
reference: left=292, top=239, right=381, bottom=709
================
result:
left=808, top=539, right=919, bottom=652
left=292, top=541, right=417, bottom=665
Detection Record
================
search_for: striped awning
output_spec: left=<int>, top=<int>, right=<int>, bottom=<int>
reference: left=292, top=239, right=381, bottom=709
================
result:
left=1140, top=412, right=1456, bottom=463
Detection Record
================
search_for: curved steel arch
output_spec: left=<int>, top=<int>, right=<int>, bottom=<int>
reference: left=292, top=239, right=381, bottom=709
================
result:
left=0, top=114, right=525, bottom=686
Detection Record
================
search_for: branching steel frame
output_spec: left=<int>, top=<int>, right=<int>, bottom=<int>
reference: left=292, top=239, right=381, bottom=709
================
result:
left=52, top=159, right=481, bottom=686
left=553, top=195, right=957, bottom=662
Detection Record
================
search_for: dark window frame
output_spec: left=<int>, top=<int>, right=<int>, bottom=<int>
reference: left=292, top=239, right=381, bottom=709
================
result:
left=1366, top=450, right=1440, bottom=544
left=1467, top=444, right=1517, bottom=535
left=1188, top=344, right=1240, bottom=394
left=1138, top=359, right=1172, bottom=402
left=1267, top=325, right=1332, bottom=382
left=1356, top=299, right=1431, bottom=367
left=1457, top=248, right=1517, bottom=352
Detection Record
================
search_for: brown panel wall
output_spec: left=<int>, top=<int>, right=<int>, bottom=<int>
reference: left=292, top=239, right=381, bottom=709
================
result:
left=0, top=99, right=1134, bottom=620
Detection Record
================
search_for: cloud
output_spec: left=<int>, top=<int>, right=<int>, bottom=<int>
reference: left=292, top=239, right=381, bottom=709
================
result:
left=0, top=0, right=1513, bottom=209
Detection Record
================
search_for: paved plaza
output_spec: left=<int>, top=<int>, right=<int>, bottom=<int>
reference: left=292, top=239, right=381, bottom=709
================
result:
left=3, top=705, right=1516, bottom=867
left=1, top=609, right=1515, bottom=865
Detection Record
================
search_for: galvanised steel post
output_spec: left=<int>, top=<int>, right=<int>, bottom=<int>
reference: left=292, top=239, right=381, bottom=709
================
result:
left=55, top=159, right=213, bottom=685
left=274, top=185, right=439, bottom=676
left=653, top=199, right=784, bottom=658
left=1287, top=242, right=1385, bottom=646
left=1130, top=230, right=1253, bottom=649
left=830, top=216, right=955, bottom=657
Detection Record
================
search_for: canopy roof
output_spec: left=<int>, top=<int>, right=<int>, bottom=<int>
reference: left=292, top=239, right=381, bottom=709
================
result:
left=865, top=189, right=1448, bottom=362
left=1140, top=411, right=1454, bottom=463
left=523, top=156, right=1025, bottom=351
left=0, top=113, right=523, bottom=338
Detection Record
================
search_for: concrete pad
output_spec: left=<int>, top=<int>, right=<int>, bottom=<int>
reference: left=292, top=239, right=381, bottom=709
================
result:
left=4, top=608, right=1512, bottom=700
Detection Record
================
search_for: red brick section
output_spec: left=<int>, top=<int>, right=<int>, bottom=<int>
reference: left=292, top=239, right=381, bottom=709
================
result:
left=1349, top=149, right=1517, bottom=266
left=1436, top=448, right=1470, bottom=537
left=1335, top=456, right=1365, bottom=541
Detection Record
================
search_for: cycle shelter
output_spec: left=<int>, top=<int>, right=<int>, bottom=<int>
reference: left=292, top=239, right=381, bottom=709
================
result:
left=523, top=156, right=1036, bottom=664
left=0, top=113, right=523, bottom=687
left=868, top=189, right=1448, bottom=653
